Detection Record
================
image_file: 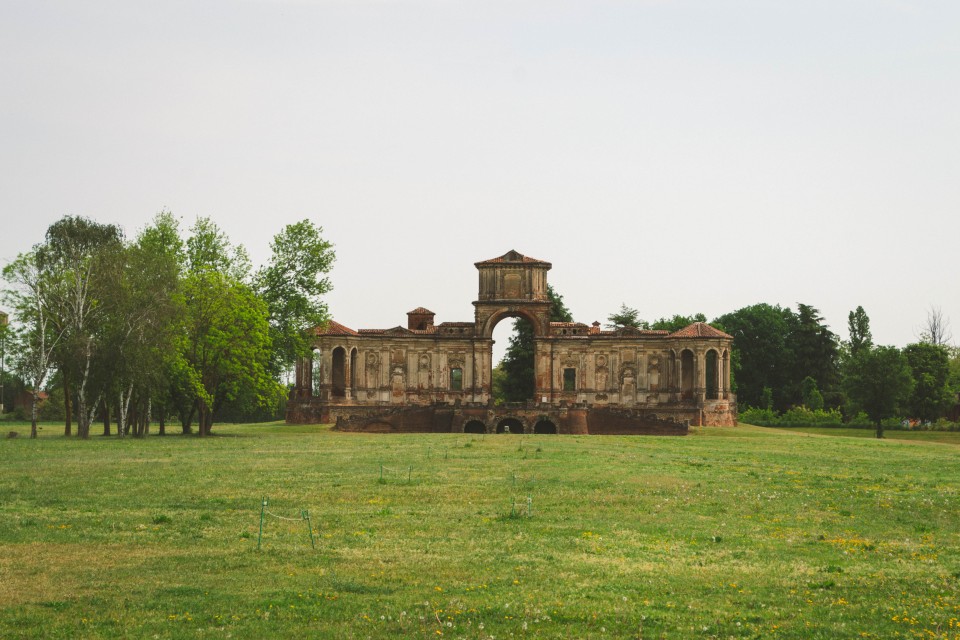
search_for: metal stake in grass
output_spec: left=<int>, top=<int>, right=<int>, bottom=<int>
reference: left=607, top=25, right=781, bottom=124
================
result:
left=302, top=510, right=316, bottom=550
left=527, top=495, right=533, bottom=518
left=379, top=463, right=384, bottom=482
left=257, top=496, right=268, bottom=551
left=407, top=465, right=412, bottom=483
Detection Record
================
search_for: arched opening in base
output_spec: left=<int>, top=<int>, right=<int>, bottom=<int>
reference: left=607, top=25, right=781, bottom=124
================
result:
left=533, top=419, right=557, bottom=434
left=463, top=420, right=486, bottom=434
left=496, top=417, right=524, bottom=434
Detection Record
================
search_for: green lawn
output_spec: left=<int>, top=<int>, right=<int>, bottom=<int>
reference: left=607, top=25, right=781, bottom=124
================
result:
left=1, top=422, right=959, bottom=639
left=772, top=426, right=960, bottom=446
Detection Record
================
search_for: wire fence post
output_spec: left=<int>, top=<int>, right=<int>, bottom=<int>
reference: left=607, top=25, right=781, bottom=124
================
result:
left=302, top=510, right=316, bottom=549
left=258, top=496, right=268, bottom=551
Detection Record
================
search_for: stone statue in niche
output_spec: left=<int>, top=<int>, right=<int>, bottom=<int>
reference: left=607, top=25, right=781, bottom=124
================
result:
left=595, top=355, right=609, bottom=392
left=417, top=353, right=432, bottom=389
left=365, top=352, right=380, bottom=389
left=596, top=368, right=609, bottom=392
left=621, top=366, right=636, bottom=401
left=648, top=355, right=660, bottom=391
left=391, top=366, right=406, bottom=399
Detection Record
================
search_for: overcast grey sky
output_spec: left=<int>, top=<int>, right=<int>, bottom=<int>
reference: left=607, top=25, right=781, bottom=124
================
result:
left=2, top=0, right=958, bottom=356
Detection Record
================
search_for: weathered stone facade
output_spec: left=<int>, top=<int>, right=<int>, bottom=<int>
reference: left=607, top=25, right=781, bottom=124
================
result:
left=287, top=251, right=736, bottom=433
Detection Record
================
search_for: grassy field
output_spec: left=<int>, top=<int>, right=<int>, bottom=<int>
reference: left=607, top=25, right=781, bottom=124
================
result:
left=778, top=426, right=960, bottom=446
left=1, top=422, right=959, bottom=639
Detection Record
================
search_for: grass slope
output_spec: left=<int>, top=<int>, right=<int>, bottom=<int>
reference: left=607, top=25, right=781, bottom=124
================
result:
left=1, top=423, right=959, bottom=639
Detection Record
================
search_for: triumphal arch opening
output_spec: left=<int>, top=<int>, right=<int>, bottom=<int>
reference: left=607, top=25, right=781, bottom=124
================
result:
left=287, top=251, right=737, bottom=434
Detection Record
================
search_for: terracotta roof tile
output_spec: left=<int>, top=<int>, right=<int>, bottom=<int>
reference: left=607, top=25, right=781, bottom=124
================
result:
left=603, top=328, right=670, bottom=336
left=313, top=320, right=359, bottom=336
left=669, top=322, right=732, bottom=339
left=407, top=307, right=435, bottom=315
left=550, top=322, right=589, bottom=328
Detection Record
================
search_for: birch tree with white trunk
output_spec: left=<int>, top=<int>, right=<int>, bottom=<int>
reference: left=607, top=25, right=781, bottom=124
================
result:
left=2, top=251, right=66, bottom=438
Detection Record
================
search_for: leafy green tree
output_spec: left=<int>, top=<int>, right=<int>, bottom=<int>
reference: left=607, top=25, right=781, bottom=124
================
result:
left=178, top=219, right=281, bottom=435
left=650, top=313, right=706, bottom=333
left=2, top=251, right=67, bottom=438
left=902, top=342, right=952, bottom=422
left=36, top=216, right=124, bottom=438
left=606, top=304, right=647, bottom=330
left=847, top=306, right=873, bottom=358
left=786, top=303, right=839, bottom=407
left=759, top=386, right=774, bottom=411
left=254, top=220, right=335, bottom=377
left=107, top=213, right=185, bottom=437
left=0, top=311, right=10, bottom=414
left=185, top=216, right=251, bottom=280
left=843, top=345, right=913, bottom=438
left=800, top=376, right=824, bottom=411
left=498, top=285, right=572, bottom=402
left=714, top=303, right=797, bottom=410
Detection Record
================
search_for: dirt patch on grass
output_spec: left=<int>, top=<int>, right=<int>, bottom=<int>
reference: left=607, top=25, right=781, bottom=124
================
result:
left=0, top=542, right=175, bottom=606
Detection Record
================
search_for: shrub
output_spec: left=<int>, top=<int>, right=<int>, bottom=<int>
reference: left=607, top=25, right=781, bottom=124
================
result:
left=847, top=412, right=874, bottom=428
left=739, top=406, right=779, bottom=426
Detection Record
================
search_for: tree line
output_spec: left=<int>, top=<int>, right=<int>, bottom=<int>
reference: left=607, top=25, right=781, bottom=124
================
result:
left=1, top=213, right=334, bottom=438
left=496, top=296, right=960, bottom=437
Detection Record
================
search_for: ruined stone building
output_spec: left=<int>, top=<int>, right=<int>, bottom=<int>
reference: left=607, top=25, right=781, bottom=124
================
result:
left=287, top=251, right=736, bottom=434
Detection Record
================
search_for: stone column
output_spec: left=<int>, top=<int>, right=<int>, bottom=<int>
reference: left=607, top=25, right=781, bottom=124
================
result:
left=715, top=352, right=723, bottom=400
left=344, top=350, right=352, bottom=401
left=294, top=357, right=302, bottom=397
left=723, top=351, right=731, bottom=399
left=695, top=349, right=706, bottom=402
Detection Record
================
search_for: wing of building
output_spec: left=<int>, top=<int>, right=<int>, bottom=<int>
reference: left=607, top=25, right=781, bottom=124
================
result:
left=287, top=251, right=736, bottom=434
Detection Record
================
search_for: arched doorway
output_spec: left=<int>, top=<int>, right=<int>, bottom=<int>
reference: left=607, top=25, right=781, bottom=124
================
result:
left=680, top=349, right=694, bottom=400
left=332, top=347, right=346, bottom=397
left=533, top=419, right=557, bottom=434
left=705, top=349, right=719, bottom=400
left=491, top=313, right=538, bottom=404
left=463, top=420, right=486, bottom=434
left=496, top=417, right=524, bottom=434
